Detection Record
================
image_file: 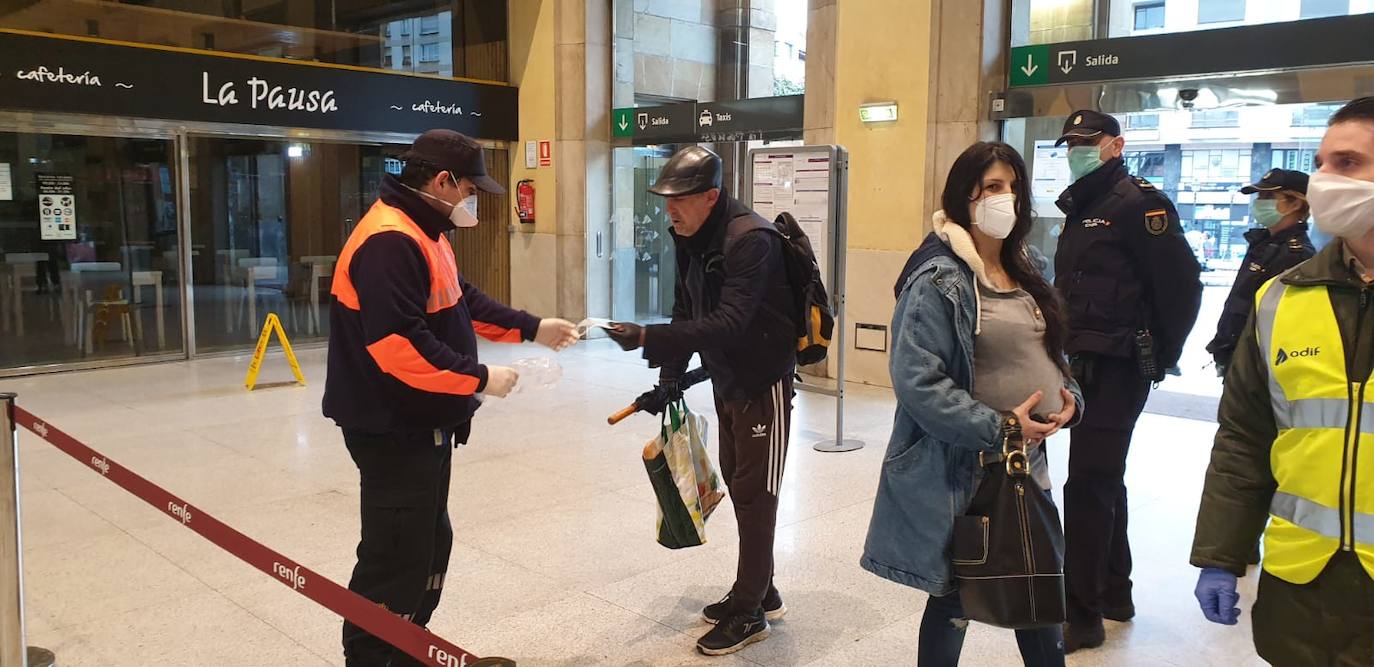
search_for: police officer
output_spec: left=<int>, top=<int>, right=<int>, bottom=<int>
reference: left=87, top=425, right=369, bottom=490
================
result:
left=1052, top=110, right=1203, bottom=652
left=1205, top=169, right=1315, bottom=377
left=605, top=146, right=796, bottom=656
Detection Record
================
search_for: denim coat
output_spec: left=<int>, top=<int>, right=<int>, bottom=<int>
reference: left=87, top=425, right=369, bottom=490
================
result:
left=860, top=226, right=1084, bottom=596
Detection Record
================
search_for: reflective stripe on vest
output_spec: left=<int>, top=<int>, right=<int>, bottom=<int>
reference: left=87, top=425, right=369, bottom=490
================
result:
left=332, top=201, right=462, bottom=313
left=1253, top=278, right=1374, bottom=584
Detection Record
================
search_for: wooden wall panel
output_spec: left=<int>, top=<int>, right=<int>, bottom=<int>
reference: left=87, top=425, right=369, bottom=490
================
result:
left=451, top=147, right=510, bottom=302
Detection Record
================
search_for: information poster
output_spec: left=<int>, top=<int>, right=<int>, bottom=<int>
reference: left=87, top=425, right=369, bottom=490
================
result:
left=1032, top=140, right=1072, bottom=204
left=0, top=163, right=11, bottom=200
left=751, top=151, right=833, bottom=287
left=37, top=173, right=77, bottom=241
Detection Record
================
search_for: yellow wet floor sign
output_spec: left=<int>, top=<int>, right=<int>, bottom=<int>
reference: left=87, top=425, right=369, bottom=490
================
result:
left=245, top=313, right=307, bottom=390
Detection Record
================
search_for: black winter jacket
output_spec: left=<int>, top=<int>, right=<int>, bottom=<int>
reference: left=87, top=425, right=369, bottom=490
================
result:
left=642, top=192, right=796, bottom=401
left=1054, top=158, right=1202, bottom=368
left=1205, top=223, right=1315, bottom=371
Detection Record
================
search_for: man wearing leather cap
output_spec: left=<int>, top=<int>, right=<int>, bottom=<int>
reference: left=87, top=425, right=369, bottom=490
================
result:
left=606, top=145, right=796, bottom=655
left=1053, top=109, right=1202, bottom=652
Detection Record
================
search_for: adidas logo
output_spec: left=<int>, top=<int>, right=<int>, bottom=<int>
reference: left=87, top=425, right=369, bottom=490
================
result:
left=751, top=424, right=768, bottom=438
left=1275, top=346, right=1320, bottom=366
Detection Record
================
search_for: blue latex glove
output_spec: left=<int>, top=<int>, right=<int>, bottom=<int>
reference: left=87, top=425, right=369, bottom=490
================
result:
left=1195, top=568, right=1241, bottom=625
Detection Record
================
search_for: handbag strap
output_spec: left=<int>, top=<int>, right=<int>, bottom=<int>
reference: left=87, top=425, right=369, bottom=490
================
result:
left=980, top=415, right=1030, bottom=478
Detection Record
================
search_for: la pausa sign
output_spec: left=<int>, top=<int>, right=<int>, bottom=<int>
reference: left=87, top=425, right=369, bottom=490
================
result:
left=201, top=72, right=338, bottom=114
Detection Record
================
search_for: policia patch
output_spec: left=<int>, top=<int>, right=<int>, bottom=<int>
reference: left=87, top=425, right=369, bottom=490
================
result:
left=1145, top=209, right=1169, bottom=236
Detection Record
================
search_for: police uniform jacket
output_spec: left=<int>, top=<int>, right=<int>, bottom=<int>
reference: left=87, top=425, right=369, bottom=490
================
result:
left=1205, top=223, right=1315, bottom=371
left=1054, top=157, right=1203, bottom=369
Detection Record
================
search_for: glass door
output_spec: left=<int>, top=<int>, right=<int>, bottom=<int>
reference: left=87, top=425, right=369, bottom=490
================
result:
left=611, top=145, right=678, bottom=322
left=0, top=131, right=182, bottom=372
left=1003, top=101, right=1339, bottom=402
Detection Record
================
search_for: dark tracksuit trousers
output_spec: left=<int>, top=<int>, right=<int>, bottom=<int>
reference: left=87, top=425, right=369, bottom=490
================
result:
left=714, top=375, right=793, bottom=616
left=342, top=427, right=456, bottom=666
left=1064, top=354, right=1151, bottom=625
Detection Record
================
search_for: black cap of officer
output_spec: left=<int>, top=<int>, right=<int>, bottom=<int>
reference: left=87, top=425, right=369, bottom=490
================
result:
left=1055, top=110, right=1122, bottom=146
left=648, top=146, right=723, bottom=197
left=401, top=129, right=505, bottom=195
left=1240, top=168, right=1309, bottom=195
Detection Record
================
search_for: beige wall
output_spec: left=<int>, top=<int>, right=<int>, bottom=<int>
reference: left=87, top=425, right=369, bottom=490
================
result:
left=508, top=0, right=561, bottom=316
left=805, top=0, right=1001, bottom=387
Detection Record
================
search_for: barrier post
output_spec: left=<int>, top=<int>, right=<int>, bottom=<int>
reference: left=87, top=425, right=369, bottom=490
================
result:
left=0, top=393, right=54, bottom=667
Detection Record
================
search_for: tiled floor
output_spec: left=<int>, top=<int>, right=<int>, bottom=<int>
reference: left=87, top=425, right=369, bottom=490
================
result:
left=6, top=340, right=1266, bottom=666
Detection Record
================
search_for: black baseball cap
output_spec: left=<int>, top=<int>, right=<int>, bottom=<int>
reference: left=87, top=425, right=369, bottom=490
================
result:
left=1240, top=168, right=1309, bottom=195
left=400, top=129, right=505, bottom=195
left=1055, top=110, right=1122, bottom=146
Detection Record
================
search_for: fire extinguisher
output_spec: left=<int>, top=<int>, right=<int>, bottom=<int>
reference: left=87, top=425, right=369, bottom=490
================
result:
left=516, top=179, right=536, bottom=224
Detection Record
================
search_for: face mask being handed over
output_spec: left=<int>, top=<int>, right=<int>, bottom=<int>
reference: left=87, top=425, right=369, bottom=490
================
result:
left=1308, top=172, right=1374, bottom=239
left=973, top=193, right=1017, bottom=240
left=1067, top=146, right=1105, bottom=182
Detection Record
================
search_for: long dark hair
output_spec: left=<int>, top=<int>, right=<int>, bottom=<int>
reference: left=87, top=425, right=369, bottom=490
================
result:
left=941, top=141, right=1070, bottom=374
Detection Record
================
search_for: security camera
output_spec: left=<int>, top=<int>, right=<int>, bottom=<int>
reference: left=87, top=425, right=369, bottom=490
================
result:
left=1179, top=88, right=1200, bottom=109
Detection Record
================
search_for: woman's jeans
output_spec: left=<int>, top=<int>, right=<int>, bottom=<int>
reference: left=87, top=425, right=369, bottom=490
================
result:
left=917, top=592, right=1065, bottom=667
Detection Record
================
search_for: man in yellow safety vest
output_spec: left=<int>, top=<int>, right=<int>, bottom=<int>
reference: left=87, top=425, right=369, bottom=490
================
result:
left=1190, top=96, right=1374, bottom=664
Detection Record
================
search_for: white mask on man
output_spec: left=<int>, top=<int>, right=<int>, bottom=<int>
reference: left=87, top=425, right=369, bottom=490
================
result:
left=409, top=176, right=480, bottom=228
left=1308, top=172, right=1374, bottom=239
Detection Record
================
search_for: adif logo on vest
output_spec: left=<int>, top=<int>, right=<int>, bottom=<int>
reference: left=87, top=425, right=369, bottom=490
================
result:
left=1275, top=347, right=1320, bottom=366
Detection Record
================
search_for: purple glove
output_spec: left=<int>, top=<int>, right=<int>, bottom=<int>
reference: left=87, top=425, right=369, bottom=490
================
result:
left=1195, top=567, right=1240, bottom=625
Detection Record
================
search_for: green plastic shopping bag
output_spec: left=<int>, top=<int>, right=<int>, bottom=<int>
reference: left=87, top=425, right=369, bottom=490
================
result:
left=641, top=401, right=725, bottom=549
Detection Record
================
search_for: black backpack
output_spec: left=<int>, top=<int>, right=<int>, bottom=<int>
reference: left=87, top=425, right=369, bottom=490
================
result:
left=768, top=212, right=834, bottom=366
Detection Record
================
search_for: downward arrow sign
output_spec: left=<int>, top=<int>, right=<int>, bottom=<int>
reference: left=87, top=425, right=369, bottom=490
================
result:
left=1021, top=54, right=1038, bottom=77
left=618, top=116, right=629, bottom=131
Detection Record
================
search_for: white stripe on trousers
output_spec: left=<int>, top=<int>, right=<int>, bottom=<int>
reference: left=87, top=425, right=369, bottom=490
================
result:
left=768, top=379, right=784, bottom=496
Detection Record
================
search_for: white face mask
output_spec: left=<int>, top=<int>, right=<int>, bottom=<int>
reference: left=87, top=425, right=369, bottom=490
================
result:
left=1308, top=172, right=1374, bottom=239
left=972, top=192, right=1018, bottom=240
left=408, top=176, right=480, bottom=228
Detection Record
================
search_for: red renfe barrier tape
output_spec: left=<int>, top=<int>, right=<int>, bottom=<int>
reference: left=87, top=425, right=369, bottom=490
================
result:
left=14, top=406, right=511, bottom=667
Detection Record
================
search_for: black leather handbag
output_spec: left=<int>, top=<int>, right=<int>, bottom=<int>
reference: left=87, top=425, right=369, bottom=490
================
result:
left=950, top=415, right=1066, bottom=629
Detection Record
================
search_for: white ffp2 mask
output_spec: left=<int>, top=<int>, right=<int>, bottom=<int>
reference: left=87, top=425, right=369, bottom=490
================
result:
left=973, top=193, right=1018, bottom=240
left=1308, top=172, right=1374, bottom=240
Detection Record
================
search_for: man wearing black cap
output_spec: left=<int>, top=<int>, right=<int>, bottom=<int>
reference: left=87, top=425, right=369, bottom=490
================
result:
left=1052, top=110, right=1203, bottom=652
left=1205, top=169, right=1315, bottom=377
left=605, top=145, right=796, bottom=655
left=324, top=128, right=578, bottom=665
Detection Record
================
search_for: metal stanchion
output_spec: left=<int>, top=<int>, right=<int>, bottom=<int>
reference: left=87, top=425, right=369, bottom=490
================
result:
left=1, top=393, right=55, bottom=667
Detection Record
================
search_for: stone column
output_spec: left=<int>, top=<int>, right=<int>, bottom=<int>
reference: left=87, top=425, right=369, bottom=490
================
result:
left=800, top=0, right=1008, bottom=388
left=553, top=0, right=614, bottom=319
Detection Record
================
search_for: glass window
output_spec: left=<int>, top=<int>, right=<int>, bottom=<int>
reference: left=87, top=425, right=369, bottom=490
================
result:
left=1001, top=101, right=1339, bottom=404
left=421, top=43, right=441, bottom=63
left=769, top=0, right=809, bottom=97
left=1099, top=0, right=1372, bottom=39
left=1198, top=0, right=1246, bottom=24
left=1293, top=104, right=1341, bottom=126
left=1302, top=0, right=1350, bottom=18
left=186, top=137, right=403, bottom=353
left=1190, top=110, right=1241, bottom=128
left=0, top=1, right=509, bottom=83
left=1134, top=1, right=1166, bottom=30
left=0, top=132, right=182, bottom=371
left=1126, top=113, right=1161, bottom=130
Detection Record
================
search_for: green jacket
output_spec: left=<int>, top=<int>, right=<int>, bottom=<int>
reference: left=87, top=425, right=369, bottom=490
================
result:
left=1191, top=240, right=1374, bottom=575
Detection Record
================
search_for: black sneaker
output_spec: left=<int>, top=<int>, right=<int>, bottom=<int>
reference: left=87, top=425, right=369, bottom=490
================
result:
left=702, top=591, right=786, bottom=624
left=1063, top=620, right=1106, bottom=654
left=697, top=609, right=770, bottom=656
left=1102, top=601, right=1135, bottom=622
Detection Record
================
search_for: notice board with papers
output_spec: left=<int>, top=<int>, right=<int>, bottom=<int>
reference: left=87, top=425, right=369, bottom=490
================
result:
left=745, top=145, right=847, bottom=291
